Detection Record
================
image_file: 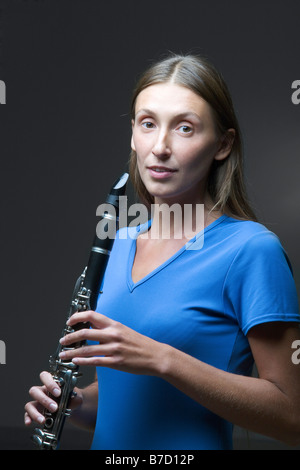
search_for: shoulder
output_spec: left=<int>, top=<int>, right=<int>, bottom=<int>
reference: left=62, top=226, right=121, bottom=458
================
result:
left=220, top=217, right=294, bottom=277
left=222, top=216, right=275, bottom=238
left=221, top=216, right=283, bottom=252
left=217, top=216, right=293, bottom=274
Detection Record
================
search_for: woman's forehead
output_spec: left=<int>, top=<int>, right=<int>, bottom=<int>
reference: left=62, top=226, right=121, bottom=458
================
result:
left=135, top=83, right=213, bottom=122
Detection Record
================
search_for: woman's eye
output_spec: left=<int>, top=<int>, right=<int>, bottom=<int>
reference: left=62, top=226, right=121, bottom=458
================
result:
left=179, top=125, right=192, bottom=134
left=142, top=122, right=155, bottom=129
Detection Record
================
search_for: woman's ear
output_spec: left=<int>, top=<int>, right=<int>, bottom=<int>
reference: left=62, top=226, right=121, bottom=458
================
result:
left=214, top=128, right=235, bottom=161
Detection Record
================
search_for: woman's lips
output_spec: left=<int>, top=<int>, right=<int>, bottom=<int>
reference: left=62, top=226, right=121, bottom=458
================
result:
left=147, top=166, right=177, bottom=179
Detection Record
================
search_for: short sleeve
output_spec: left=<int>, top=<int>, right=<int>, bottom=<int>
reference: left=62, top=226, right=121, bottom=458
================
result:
left=223, top=231, right=300, bottom=335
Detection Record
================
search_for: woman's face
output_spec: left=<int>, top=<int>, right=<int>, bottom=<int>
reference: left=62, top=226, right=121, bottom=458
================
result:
left=131, top=83, right=232, bottom=205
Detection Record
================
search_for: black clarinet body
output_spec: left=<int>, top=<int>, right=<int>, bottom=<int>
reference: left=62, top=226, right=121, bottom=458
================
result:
left=31, top=173, right=129, bottom=450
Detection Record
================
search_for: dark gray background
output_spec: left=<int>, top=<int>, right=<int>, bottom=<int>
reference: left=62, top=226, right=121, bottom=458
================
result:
left=0, top=0, right=299, bottom=450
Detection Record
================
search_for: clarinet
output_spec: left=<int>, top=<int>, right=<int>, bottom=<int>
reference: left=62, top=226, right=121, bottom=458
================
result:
left=31, top=172, right=129, bottom=450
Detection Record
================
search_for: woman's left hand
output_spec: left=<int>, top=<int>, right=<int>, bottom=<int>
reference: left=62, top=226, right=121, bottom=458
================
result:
left=59, top=310, right=165, bottom=376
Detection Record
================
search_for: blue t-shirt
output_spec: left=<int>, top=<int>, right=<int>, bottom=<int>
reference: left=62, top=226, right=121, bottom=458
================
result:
left=90, top=215, right=299, bottom=450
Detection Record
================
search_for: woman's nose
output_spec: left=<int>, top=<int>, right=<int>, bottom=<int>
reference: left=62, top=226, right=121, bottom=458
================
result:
left=152, top=129, right=171, bottom=158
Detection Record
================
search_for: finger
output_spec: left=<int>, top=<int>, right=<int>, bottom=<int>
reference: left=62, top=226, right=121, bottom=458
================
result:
left=60, top=327, right=101, bottom=346
left=59, top=339, right=123, bottom=361
left=24, top=411, right=32, bottom=426
left=67, top=310, right=111, bottom=328
left=71, top=355, right=119, bottom=367
left=71, top=356, right=103, bottom=366
left=24, top=400, right=47, bottom=425
left=59, top=344, right=105, bottom=361
left=28, top=386, right=58, bottom=414
left=39, top=371, right=61, bottom=397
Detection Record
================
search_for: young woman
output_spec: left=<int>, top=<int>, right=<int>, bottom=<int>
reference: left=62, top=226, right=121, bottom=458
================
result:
left=25, top=54, right=300, bottom=450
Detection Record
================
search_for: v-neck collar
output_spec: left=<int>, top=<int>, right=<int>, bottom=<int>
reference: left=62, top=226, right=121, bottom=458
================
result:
left=127, top=215, right=228, bottom=292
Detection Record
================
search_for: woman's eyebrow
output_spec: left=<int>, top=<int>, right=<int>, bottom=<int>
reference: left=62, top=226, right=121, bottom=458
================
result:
left=174, top=111, right=202, bottom=121
left=135, top=108, right=202, bottom=121
left=135, top=108, right=156, bottom=118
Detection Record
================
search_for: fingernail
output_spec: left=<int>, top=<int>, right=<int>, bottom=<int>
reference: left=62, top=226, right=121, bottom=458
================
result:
left=49, top=403, right=58, bottom=412
left=52, top=388, right=60, bottom=397
left=38, top=416, right=45, bottom=424
left=59, top=352, right=66, bottom=359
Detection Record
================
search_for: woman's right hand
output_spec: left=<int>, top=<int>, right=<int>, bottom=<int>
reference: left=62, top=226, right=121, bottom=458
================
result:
left=24, top=371, right=82, bottom=426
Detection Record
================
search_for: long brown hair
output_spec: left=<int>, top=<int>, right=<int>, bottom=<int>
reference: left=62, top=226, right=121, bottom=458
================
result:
left=129, top=53, right=257, bottom=221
